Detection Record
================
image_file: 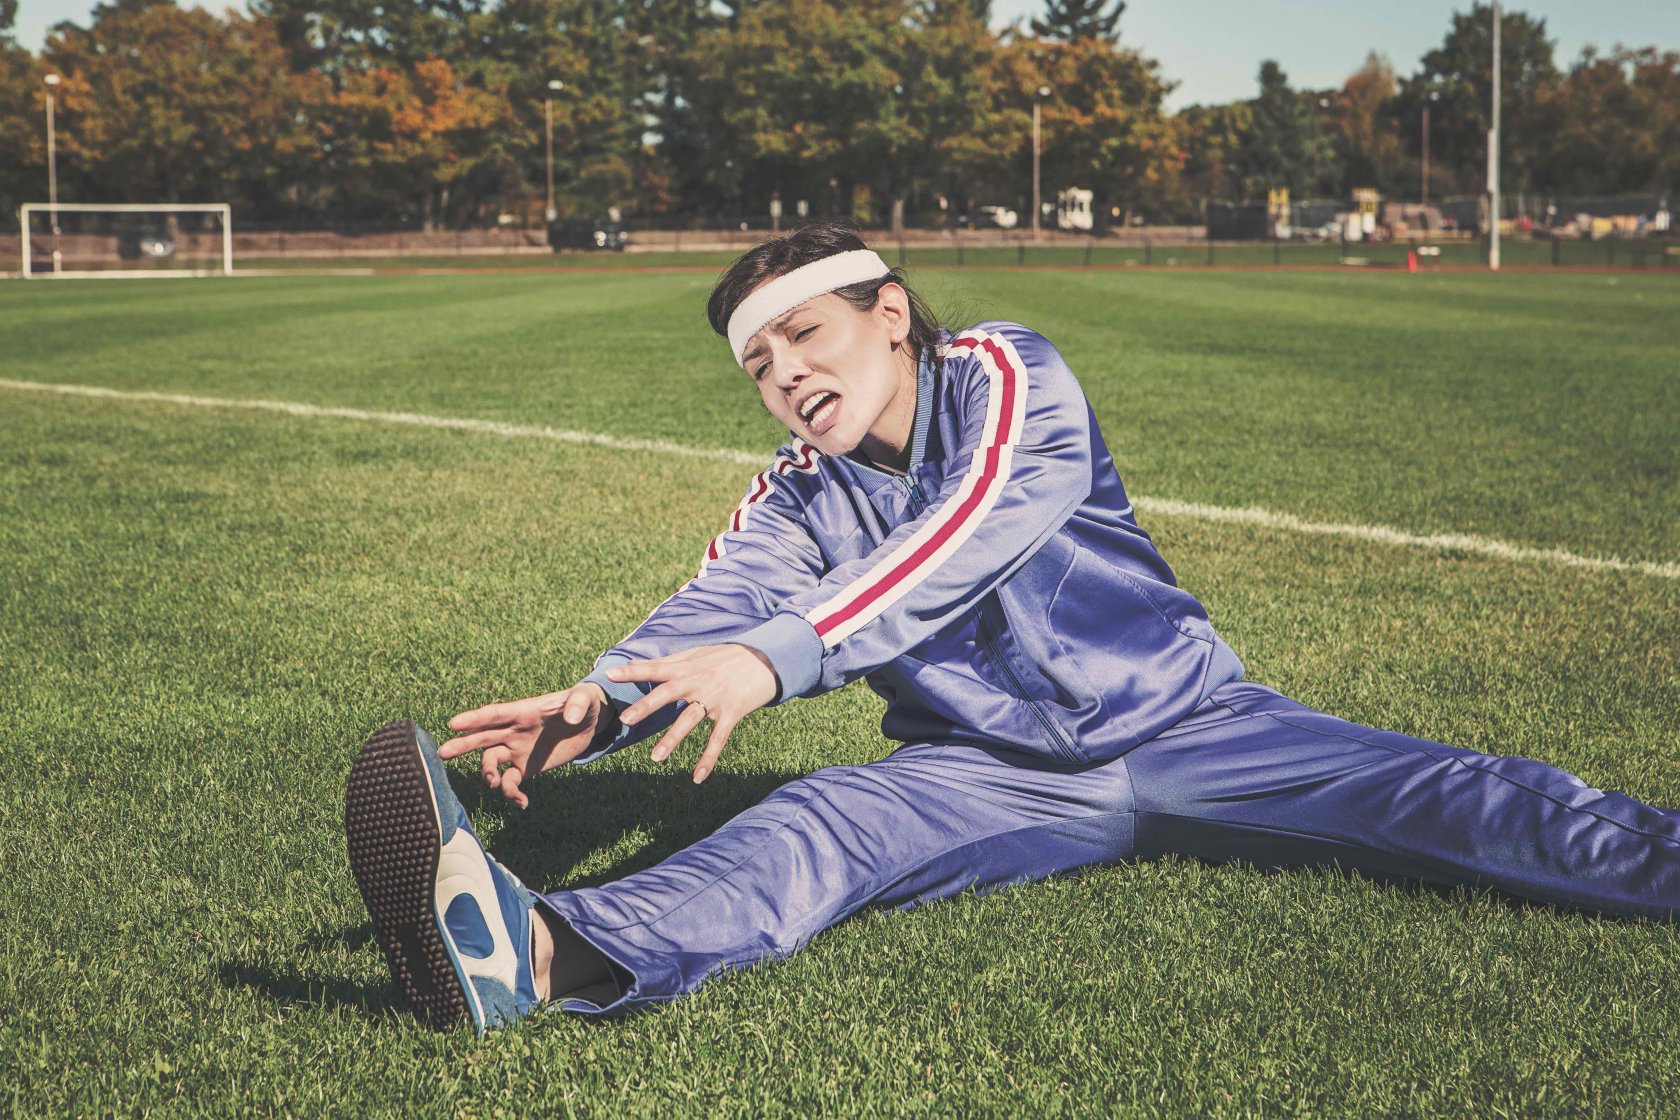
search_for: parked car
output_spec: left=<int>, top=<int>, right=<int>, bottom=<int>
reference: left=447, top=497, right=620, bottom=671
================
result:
left=116, top=229, right=176, bottom=260
left=547, top=218, right=629, bottom=251
left=961, top=205, right=1018, bottom=230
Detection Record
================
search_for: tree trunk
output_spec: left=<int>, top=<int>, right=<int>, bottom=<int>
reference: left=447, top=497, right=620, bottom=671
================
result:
left=890, top=194, right=905, bottom=235
left=421, top=187, right=435, bottom=233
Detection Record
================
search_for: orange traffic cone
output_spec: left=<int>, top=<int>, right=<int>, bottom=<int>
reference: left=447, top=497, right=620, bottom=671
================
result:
left=1407, top=250, right=1418, bottom=273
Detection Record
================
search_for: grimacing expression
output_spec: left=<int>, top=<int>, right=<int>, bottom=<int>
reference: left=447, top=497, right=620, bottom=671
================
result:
left=740, top=286, right=916, bottom=460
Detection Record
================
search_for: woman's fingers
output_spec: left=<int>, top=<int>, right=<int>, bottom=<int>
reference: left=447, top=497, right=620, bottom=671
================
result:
left=606, top=657, right=675, bottom=685
left=649, top=701, right=709, bottom=763
left=481, top=744, right=513, bottom=788
left=448, top=700, right=524, bottom=733
left=692, top=716, right=738, bottom=785
left=438, top=728, right=507, bottom=761
left=621, top=679, right=689, bottom=727
left=498, top=763, right=528, bottom=809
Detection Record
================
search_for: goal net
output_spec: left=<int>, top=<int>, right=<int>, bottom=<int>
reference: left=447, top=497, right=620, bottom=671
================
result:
left=20, top=203, right=233, bottom=278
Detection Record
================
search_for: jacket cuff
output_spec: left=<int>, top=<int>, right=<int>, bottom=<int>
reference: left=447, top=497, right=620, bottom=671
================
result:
left=731, top=612, right=822, bottom=703
left=570, top=655, right=644, bottom=763
left=583, top=655, right=646, bottom=713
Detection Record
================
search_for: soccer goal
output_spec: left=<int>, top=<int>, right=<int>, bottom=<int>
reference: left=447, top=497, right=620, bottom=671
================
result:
left=19, top=203, right=234, bottom=278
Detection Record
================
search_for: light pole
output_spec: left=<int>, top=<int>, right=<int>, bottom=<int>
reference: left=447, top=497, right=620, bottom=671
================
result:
left=44, top=73, right=62, bottom=274
left=1311, top=96, right=1329, bottom=196
left=1031, top=85, right=1050, bottom=241
left=545, top=79, right=563, bottom=223
left=1421, top=90, right=1440, bottom=206
left=1488, top=1, right=1502, bottom=271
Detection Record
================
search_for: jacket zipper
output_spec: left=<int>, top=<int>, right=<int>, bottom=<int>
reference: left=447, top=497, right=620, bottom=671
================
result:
left=976, top=607, right=1081, bottom=764
left=898, top=477, right=1078, bottom=763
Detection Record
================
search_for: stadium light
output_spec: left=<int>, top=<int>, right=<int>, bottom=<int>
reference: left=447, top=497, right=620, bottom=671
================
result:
left=1422, top=90, right=1440, bottom=207
left=1488, top=2, right=1501, bottom=271
left=1032, top=85, right=1051, bottom=241
left=44, top=74, right=62, bottom=275
left=1311, top=96, right=1330, bottom=195
left=546, top=79, right=564, bottom=223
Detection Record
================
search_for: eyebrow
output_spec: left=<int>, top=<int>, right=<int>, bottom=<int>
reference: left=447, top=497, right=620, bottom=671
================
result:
left=742, top=309, right=802, bottom=367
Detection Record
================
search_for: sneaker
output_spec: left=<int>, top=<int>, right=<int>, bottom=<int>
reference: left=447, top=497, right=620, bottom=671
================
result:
left=345, top=719, right=541, bottom=1033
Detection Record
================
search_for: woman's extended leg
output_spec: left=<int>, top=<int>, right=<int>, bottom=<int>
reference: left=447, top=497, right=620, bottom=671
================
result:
left=1123, top=681, right=1680, bottom=920
left=538, top=741, right=1138, bottom=1014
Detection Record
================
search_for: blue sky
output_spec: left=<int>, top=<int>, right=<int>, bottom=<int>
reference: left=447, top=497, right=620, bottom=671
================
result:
left=13, top=0, right=1678, bottom=109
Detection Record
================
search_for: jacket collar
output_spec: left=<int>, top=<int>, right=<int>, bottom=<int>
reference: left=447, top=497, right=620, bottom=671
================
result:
left=834, top=344, right=940, bottom=493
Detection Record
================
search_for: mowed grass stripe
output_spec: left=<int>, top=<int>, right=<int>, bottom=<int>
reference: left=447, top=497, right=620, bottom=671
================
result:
left=6, top=374, right=1677, bottom=583
left=2, top=270, right=1674, bottom=565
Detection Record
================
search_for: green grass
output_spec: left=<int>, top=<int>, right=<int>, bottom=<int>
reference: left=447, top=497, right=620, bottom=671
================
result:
left=2, top=268, right=1677, bottom=1116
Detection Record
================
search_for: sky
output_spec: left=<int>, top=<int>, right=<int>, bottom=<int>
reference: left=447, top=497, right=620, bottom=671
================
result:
left=12, top=0, right=1679, bottom=110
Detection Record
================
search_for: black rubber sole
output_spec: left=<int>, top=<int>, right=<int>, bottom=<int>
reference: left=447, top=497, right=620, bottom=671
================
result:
left=344, top=719, right=473, bottom=1030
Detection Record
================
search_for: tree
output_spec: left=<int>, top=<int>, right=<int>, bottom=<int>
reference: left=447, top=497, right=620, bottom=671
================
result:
left=326, top=57, right=504, bottom=228
left=1392, top=4, right=1557, bottom=196
left=991, top=32, right=1183, bottom=223
left=43, top=2, right=323, bottom=212
left=1235, top=60, right=1315, bottom=197
left=682, top=0, right=996, bottom=230
left=1336, top=52, right=1401, bottom=195
left=1536, top=47, right=1680, bottom=195
left=1030, top=0, right=1124, bottom=43
left=0, top=35, right=44, bottom=220
left=1178, top=101, right=1252, bottom=205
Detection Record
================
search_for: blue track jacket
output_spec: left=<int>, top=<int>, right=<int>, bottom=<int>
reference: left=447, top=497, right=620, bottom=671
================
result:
left=582, top=321, right=1244, bottom=765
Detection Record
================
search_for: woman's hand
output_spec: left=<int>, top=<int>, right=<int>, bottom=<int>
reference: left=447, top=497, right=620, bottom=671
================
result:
left=609, top=644, right=779, bottom=784
left=440, top=683, right=610, bottom=809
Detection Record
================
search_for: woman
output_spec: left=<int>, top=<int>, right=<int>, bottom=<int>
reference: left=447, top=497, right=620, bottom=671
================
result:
left=345, top=222, right=1680, bottom=1034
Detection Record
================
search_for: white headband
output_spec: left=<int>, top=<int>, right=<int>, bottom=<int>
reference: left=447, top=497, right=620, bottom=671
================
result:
left=727, top=249, right=892, bottom=366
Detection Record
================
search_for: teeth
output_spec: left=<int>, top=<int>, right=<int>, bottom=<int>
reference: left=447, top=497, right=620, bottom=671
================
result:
left=801, top=392, right=835, bottom=422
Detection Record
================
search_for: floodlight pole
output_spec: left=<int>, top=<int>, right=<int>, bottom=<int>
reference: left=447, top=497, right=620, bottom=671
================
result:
left=545, top=79, right=563, bottom=223
left=1421, top=91, right=1439, bottom=206
left=45, top=74, right=62, bottom=275
left=1488, top=2, right=1501, bottom=271
left=1031, top=85, right=1050, bottom=242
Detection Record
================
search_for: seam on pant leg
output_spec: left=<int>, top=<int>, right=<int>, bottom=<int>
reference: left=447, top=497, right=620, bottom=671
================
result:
left=1256, top=709, right=1680, bottom=846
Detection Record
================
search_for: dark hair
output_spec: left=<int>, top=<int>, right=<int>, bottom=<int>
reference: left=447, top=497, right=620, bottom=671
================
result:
left=706, top=221, right=940, bottom=360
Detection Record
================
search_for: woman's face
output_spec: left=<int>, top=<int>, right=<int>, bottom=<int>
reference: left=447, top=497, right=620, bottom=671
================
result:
left=739, top=284, right=918, bottom=464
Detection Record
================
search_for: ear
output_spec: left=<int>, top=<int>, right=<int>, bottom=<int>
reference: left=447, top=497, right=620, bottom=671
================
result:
left=874, top=282, right=912, bottom=347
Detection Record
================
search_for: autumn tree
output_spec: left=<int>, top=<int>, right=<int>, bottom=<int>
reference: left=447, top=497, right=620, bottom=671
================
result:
left=42, top=1, right=323, bottom=213
left=1336, top=52, right=1402, bottom=195
left=325, top=58, right=505, bottom=228
left=1030, top=0, right=1124, bottom=43
left=0, top=31, right=44, bottom=220
left=991, top=33, right=1182, bottom=223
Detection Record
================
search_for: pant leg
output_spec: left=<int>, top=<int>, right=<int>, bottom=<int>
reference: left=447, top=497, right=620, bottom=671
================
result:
left=538, top=742, right=1137, bottom=1014
left=1125, top=681, right=1680, bottom=921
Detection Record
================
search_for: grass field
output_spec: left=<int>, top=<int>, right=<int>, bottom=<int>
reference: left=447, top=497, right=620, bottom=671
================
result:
left=2, top=267, right=1678, bottom=1117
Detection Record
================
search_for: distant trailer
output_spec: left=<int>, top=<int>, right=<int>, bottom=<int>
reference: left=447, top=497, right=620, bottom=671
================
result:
left=1057, top=189, right=1094, bottom=232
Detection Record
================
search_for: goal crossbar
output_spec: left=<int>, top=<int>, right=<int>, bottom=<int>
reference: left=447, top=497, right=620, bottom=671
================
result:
left=20, top=203, right=234, bottom=278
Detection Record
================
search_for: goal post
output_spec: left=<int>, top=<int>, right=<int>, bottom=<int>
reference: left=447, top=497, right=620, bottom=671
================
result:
left=20, top=203, right=234, bottom=278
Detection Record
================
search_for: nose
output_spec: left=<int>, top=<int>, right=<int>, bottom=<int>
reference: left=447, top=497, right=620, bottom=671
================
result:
left=769, top=347, right=810, bottom=391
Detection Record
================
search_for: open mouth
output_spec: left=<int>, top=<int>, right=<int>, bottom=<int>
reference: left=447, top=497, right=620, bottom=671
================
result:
left=799, top=391, right=841, bottom=433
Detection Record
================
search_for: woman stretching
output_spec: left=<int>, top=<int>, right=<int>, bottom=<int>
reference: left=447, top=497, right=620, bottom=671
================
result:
left=344, top=221, right=1680, bottom=1033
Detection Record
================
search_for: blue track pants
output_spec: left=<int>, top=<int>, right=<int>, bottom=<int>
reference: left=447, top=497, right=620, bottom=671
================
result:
left=540, top=682, right=1680, bottom=1013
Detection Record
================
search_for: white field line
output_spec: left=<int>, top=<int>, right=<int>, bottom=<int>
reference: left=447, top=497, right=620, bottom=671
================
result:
left=5, top=376, right=1677, bottom=582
